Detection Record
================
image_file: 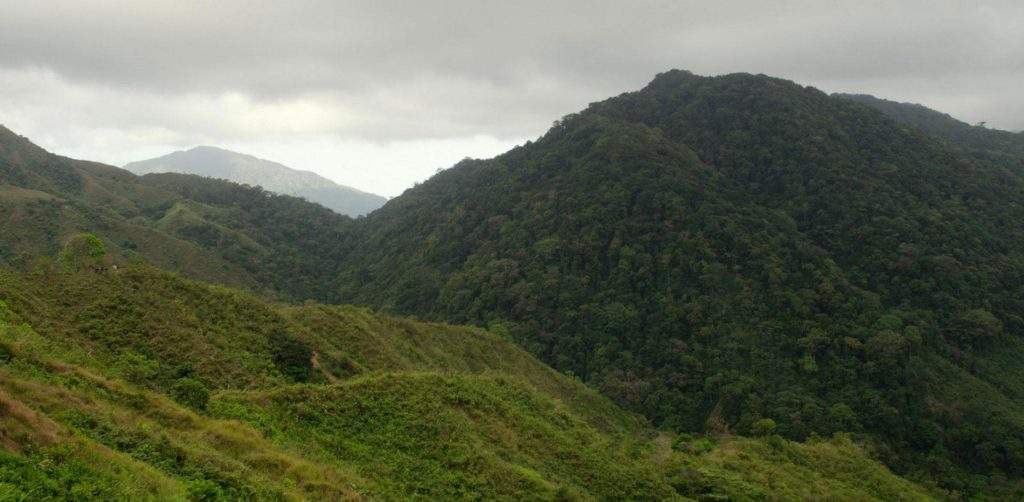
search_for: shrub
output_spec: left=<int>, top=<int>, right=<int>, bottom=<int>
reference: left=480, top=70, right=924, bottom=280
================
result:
left=58, top=233, right=108, bottom=271
left=671, top=432, right=696, bottom=451
left=187, top=479, right=225, bottom=501
left=751, top=418, right=777, bottom=437
left=172, top=377, right=210, bottom=410
left=270, top=331, right=313, bottom=382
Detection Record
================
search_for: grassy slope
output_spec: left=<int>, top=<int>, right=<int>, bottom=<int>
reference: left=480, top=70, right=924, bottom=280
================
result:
left=1, top=126, right=355, bottom=301
left=0, top=266, right=936, bottom=500
left=0, top=129, right=258, bottom=290
left=212, top=374, right=673, bottom=500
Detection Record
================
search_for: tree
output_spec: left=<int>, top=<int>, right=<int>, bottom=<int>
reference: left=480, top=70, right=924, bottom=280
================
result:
left=951, top=309, right=1002, bottom=346
left=171, top=377, right=210, bottom=410
left=57, top=233, right=108, bottom=272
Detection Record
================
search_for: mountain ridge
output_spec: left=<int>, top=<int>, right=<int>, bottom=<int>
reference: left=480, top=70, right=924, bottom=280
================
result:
left=833, top=92, right=1024, bottom=163
left=329, top=69, right=1024, bottom=494
left=125, top=146, right=387, bottom=216
left=1, top=125, right=355, bottom=300
left=5, top=68, right=1024, bottom=496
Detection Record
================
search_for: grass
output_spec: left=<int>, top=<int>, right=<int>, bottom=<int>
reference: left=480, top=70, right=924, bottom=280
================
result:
left=662, top=433, right=935, bottom=501
left=0, top=265, right=939, bottom=500
left=211, top=372, right=677, bottom=500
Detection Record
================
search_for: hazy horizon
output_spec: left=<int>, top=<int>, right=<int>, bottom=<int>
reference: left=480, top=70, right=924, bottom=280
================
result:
left=2, top=1, right=1021, bottom=197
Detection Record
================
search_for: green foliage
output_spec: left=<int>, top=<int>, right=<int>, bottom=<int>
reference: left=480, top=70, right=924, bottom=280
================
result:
left=0, top=125, right=354, bottom=300
left=686, top=437, right=717, bottom=455
left=171, top=377, right=210, bottom=410
left=211, top=373, right=680, bottom=500
left=140, top=173, right=353, bottom=301
left=836, top=93, right=1024, bottom=161
left=670, top=432, right=694, bottom=451
left=0, top=447, right=125, bottom=500
left=186, top=479, right=225, bottom=501
left=56, top=233, right=107, bottom=271
left=751, top=418, right=777, bottom=437
left=269, top=330, right=313, bottom=382
left=951, top=308, right=1003, bottom=346
left=327, top=70, right=1024, bottom=494
left=663, top=434, right=936, bottom=501
left=7, top=71, right=1024, bottom=496
left=0, top=267, right=938, bottom=499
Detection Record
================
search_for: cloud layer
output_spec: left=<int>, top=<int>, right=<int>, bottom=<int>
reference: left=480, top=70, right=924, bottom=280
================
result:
left=1, top=1, right=1021, bottom=195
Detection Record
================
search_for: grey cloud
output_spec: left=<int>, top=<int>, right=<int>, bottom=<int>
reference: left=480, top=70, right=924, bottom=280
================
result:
left=0, top=0, right=1022, bottom=195
left=7, top=2, right=1020, bottom=90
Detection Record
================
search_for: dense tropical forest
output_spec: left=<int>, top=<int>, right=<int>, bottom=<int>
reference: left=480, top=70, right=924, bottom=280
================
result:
left=3, top=69, right=1024, bottom=498
left=0, top=251, right=932, bottom=499
left=330, top=71, right=1024, bottom=495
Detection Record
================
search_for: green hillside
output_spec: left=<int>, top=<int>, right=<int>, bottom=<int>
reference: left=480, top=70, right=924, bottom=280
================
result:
left=0, top=263, right=933, bottom=500
left=0, top=125, right=353, bottom=301
left=5, top=69, right=1023, bottom=497
left=330, top=71, right=1024, bottom=494
left=835, top=93, right=1024, bottom=162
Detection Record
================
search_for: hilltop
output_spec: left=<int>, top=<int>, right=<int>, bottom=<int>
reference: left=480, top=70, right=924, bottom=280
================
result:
left=125, top=146, right=386, bottom=217
left=330, top=70, right=1024, bottom=494
left=5, top=68, right=1024, bottom=496
left=0, top=126, right=354, bottom=300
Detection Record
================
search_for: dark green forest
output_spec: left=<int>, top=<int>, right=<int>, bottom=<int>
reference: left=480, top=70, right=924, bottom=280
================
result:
left=332, top=71, right=1024, bottom=494
left=4, top=70, right=1024, bottom=498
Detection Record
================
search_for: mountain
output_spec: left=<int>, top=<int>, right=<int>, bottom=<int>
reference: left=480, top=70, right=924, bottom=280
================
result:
left=124, top=146, right=387, bottom=217
left=0, top=125, right=354, bottom=300
left=0, top=262, right=933, bottom=500
left=329, top=71, right=1024, bottom=495
left=5, top=69, right=1024, bottom=497
left=834, top=93, right=1024, bottom=164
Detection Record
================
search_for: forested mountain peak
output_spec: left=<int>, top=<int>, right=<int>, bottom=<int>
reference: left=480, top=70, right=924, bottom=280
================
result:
left=5, top=68, right=1024, bottom=495
left=0, top=120, right=941, bottom=500
left=834, top=92, right=1024, bottom=161
left=333, top=70, right=1024, bottom=494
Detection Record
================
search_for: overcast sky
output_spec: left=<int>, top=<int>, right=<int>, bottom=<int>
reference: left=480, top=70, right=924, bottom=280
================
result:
left=1, top=1, right=1022, bottom=196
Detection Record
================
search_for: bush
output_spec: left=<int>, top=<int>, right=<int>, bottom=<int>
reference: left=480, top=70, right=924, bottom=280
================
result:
left=172, top=377, right=210, bottom=410
left=58, top=233, right=108, bottom=271
left=270, top=331, right=313, bottom=382
left=187, top=479, right=224, bottom=501
left=751, top=418, right=777, bottom=437
left=671, top=432, right=696, bottom=451
left=684, top=437, right=716, bottom=455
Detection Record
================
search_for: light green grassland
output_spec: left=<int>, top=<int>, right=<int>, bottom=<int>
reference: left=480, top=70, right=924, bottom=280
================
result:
left=0, top=266, right=937, bottom=500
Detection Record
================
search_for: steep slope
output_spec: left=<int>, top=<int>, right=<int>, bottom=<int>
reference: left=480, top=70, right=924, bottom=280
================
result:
left=125, top=146, right=387, bottom=216
left=333, top=71, right=1024, bottom=494
left=0, top=126, right=353, bottom=300
left=0, top=264, right=933, bottom=500
left=4, top=71, right=1019, bottom=496
left=835, top=93, right=1024, bottom=162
